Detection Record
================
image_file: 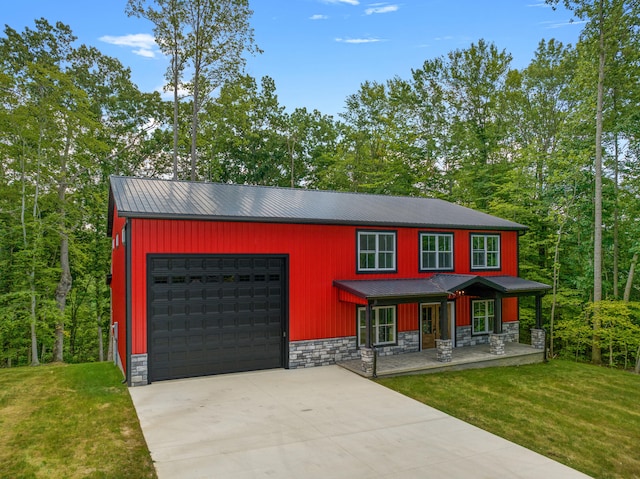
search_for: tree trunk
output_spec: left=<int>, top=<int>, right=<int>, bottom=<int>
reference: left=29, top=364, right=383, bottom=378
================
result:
left=550, top=219, right=565, bottom=359
left=623, top=253, right=637, bottom=302
left=592, top=0, right=605, bottom=365
left=172, top=55, right=179, bottom=180
left=21, top=155, right=39, bottom=366
left=54, top=230, right=72, bottom=362
left=53, top=130, right=73, bottom=362
left=97, top=320, right=104, bottom=362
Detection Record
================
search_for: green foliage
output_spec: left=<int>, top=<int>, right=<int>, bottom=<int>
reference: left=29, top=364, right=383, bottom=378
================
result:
left=1, top=2, right=640, bottom=369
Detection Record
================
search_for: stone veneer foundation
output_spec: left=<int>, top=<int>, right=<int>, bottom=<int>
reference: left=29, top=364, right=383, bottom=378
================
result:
left=288, top=331, right=420, bottom=369
left=456, top=321, right=519, bottom=347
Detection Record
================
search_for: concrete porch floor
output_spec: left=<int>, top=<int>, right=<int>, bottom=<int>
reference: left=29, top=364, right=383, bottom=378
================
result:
left=338, top=342, right=544, bottom=377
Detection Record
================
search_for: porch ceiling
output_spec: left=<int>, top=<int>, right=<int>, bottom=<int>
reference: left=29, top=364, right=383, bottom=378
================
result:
left=333, top=274, right=551, bottom=304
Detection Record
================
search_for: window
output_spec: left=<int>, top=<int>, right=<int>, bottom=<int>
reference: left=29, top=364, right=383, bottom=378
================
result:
left=471, top=234, right=500, bottom=269
left=472, top=300, right=495, bottom=334
left=357, top=306, right=397, bottom=346
left=420, top=232, right=453, bottom=271
left=357, top=231, right=396, bottom=272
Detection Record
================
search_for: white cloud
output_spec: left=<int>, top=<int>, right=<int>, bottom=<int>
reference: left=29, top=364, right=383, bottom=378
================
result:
left=527, top=2, right=550, bottom=6
left=157, top=83, right=191, bottom=101
left=99, top=33, right=158, bottom=58
left=364, top=4, right=398, bottom=15
left=322, top=0, right=359, bottom=5
left=540, top=19, right=587, bottom=28
left=310, top=14, right=329, bottom=20
left=335, top=37, right=383, bottom=43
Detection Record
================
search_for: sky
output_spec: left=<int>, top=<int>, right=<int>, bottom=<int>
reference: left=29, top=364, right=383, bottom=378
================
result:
left=2, top=0, right=585, bottom=118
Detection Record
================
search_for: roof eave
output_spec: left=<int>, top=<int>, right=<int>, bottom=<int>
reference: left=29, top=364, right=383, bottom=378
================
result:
left=108, top=210, right=527, bottom=231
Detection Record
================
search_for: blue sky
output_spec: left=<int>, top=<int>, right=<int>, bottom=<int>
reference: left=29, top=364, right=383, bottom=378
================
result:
left=3, top=0, right=584, bottom=117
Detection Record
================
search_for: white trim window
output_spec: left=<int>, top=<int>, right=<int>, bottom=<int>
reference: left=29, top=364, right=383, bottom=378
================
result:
left=472, top=299, right=495, bottom=334
left=357, top=306, right=397, bottom=346
left=420, top=232, right=453, bottom=271
left=357, top=231, right=396, bottom=272
left=471, top=234, right=500, bottom=269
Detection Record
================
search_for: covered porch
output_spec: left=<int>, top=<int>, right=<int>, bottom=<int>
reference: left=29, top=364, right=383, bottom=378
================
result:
left=333, top=274, right=551, bottom=377
left=338, top=341, right=544, bottom=377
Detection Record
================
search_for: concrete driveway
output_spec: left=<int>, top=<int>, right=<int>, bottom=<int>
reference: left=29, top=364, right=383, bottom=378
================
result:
left=129, top=366, right=590, bottom=479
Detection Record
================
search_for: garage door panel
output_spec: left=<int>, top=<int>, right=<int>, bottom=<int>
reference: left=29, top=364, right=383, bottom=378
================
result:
left=149, top=255, right=286, bottom=382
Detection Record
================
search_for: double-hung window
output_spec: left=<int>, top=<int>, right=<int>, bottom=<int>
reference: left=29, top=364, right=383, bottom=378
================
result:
left=357, top=306, right=397, bottom=346
left=357, top=231, right=396, bottom=272
left=471, top=234, right=500, bottom=269
left=472, top=299, right=495, bottom=334
left=420, top=232, right=453, bottom=271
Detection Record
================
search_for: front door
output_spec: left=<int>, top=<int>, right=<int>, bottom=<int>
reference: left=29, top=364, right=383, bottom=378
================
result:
left=421, top=302, right=454, bottom=350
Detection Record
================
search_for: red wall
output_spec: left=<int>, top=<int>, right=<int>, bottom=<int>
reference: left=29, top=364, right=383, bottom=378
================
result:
left=115, top=218, right=520, bottom=355
left=110, top=208, right=127, bottom=372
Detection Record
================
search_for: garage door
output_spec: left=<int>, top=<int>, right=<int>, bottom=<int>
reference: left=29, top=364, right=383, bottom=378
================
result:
left=147, top=255, right=286, bottom=382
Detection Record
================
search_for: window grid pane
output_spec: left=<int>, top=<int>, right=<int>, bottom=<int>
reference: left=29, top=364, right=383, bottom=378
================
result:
left=471, top=234, right=500, bottom=269
left=420, top=233, right=453, bottom=270
left=358, top=232, right=396, bottom=271
left=357, top=306, right=396, bottom=346
left=472, top=300, right=495, bottom=334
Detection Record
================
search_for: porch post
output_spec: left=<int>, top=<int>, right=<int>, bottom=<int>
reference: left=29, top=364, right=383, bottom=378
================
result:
left=439, top=297, right=448, bottom=340
left=493, top=293, right=503, bottom=334
left=436, top=296, right=452, bottom=362
left=365, top=302, right=372, bottom=348
left=490, top=292, right=506, bottom=355
left=361, top=302, right=376, bottom=377
left=531, top=294, right=546, bottom=350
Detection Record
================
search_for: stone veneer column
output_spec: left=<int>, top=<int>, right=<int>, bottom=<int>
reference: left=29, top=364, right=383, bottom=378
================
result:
left=435, top=339, right=452, bottom=363
left=531, top=328, right=546, bottom=350
left=489, top=333, right=507, bottom=355
left=130, top=353, right=148, bottom=386
left=360, top=347, right=375, bottom=377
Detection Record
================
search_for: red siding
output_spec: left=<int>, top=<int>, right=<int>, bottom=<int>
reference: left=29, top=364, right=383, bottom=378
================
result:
left=121, top=218, right=520, bottom=355
left=109, top=208, right=127, bottom=372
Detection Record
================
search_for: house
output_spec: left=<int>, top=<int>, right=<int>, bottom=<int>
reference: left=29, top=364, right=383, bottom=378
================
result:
left=107, top=176, right=550, bottom=386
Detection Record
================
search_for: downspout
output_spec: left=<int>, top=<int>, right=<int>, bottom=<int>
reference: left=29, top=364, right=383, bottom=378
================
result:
left=125, top=221, right=132, bottom=386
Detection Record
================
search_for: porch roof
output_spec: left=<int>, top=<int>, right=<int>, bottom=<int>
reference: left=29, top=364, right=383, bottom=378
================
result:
left=333, top=274, right=550, bottom=304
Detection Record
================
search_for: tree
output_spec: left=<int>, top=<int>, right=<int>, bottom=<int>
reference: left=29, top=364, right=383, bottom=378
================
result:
left=127, top=0, right=187, bottom=179
left=548, top=0, right=640, bottom=363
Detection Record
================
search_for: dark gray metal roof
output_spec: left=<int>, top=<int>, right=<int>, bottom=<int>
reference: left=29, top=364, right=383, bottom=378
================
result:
left=334, top=274, right=550, bottom=302
left=334, top=278, right=450, bottom=302
left=107, top=175, right=527, bottom=234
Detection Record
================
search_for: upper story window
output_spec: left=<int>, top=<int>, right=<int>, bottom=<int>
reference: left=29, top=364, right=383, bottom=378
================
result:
left=357, top=231, right=396, bottom=272
left=420, top=232, right=453, bottom=271
left=471, top=234, right=500, bottom=270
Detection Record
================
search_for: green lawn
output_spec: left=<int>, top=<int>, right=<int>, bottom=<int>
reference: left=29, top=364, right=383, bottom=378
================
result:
left=377, top=360, right=640, bottom=479
left=0, top=362, right=156, bottom=479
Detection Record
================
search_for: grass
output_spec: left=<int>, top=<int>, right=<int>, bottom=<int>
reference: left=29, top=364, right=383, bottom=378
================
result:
left=377, top=359, right=640, bottom=479
left=0, top=362, right=156, bottom=479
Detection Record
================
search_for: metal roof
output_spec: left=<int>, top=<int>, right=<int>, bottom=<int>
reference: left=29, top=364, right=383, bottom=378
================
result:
left=333, top=274, right=550, bottom=302
left=107, top=175, right=527, bottom=234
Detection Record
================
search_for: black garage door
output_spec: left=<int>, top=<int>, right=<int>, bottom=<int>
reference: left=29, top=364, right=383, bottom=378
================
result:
left=147, top=255, right=287, bottom=382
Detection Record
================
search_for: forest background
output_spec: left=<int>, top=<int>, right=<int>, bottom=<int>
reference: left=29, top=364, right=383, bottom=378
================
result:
left=1, top=0, right=639, bottom=371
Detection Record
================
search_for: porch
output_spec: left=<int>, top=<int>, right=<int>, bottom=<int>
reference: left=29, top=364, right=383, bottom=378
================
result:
left=338, top=341, right=544, bottom=378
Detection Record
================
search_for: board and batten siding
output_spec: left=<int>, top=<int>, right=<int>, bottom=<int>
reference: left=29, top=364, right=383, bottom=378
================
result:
left=116, top=217, right=520, bottom=356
